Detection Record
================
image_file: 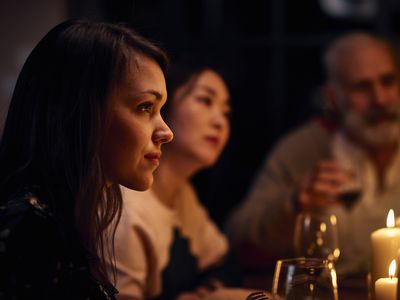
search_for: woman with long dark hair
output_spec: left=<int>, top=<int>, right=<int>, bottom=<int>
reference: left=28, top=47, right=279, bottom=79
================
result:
left=0, top=19, right=173, bottom=299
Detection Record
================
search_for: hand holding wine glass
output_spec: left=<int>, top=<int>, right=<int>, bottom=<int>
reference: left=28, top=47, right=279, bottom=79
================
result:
left=332, top=144, right=363, bottom=211
left=336, top=162, right=363, bottom=211
left=296, top=160, right=361, bottom=211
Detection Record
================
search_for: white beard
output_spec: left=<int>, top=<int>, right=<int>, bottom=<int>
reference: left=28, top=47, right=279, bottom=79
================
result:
left=343, top=111, right=400, bottom=147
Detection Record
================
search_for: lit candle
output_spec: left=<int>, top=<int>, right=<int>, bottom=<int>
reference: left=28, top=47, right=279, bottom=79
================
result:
left=375, top=260, right=398, bottom=300
left=371, top=210, right=400, bottom=297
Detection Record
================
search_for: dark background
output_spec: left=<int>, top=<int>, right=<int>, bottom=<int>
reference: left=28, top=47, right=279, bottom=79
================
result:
left=4, top=0, right=400, bottom=227
left=46, top=0, right=400, bottom=226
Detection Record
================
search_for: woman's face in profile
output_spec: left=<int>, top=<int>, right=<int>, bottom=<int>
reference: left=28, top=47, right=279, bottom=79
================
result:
left=168, top=69, right=231, bottom=167
left=102, top=54, right=173, bottom=190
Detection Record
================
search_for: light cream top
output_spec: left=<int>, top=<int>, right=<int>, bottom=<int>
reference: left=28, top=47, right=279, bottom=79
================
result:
left=112, top=183, right=228, bottom=299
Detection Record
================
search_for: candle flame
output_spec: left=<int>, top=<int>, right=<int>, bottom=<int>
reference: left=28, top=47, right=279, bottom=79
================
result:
left=389, top=259, right=396, bottom=278
left=386, top=209, right=395, bottom=228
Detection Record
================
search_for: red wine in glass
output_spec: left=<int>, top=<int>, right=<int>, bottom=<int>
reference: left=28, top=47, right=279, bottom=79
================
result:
left=340, top=190, right=361, bottom=210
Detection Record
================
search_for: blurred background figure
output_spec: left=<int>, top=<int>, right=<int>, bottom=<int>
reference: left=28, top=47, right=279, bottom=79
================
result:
left=111, top=59, right=249, bottom=300
left=226, top=32, right=400, bottom=277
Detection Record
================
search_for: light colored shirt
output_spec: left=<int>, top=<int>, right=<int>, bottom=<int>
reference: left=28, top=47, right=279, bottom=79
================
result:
left=112, top=183, right=228, bottom=299
left=329, top=132, right=400, bottom=274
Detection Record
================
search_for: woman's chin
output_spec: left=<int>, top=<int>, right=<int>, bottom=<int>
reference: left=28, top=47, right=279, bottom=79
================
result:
left=122, top=176, right=154, bottom=192
left=200, top=156, right=219, bottom=168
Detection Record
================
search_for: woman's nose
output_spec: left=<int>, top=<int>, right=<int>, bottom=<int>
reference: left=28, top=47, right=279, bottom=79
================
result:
left=211, top=109, right=227, bottom=130
left=154, top=119, right=173, bottom=145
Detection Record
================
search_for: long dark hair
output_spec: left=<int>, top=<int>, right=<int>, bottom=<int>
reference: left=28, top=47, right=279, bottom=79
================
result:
left=0, top=19, right=168, bottom=289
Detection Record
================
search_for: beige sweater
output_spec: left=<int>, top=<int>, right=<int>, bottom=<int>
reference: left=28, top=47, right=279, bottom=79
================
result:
left=227, top=120, right=400, bottom=275
left=112, top=183, right=228, bottom=299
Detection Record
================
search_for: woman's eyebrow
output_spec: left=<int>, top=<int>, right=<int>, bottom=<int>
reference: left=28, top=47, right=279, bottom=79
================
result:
left=197, top=85, right=216, bottom=96
left=197, top=85, right=231, bottom=105
left=139, top=89, right=163, bottom=100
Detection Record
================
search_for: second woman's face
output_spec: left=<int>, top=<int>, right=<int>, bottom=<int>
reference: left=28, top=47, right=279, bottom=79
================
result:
left=168, top=70, right=231, bottom=168
left=102, top=54, right=173, bottom=191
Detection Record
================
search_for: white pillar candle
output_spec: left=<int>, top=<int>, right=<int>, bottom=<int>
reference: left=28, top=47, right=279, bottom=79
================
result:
left=375, top=260, right=398, bottom=300
left=371, top=210, right=400, bottom=297
left=375, top=278, right=398, bottom=300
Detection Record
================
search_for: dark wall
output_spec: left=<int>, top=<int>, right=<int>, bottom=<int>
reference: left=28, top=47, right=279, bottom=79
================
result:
left=69, top=0, right=400, bottom=226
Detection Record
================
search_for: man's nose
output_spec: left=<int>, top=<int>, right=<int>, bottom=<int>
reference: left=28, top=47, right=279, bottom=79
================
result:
left=371, top=84, right=390, bottom=107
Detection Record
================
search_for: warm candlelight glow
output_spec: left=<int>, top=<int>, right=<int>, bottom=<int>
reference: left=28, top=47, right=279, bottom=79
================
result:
left=389, top=259, right=396, bottom=278
left=371, top=210, right=400, bottom=298
left=333, top=248, right=340, bottom=259
left=320, top=222, right=326, bottom=232
left=330, top=215, right=337, bottom=225
left=386, top=209, right=395, bottom=228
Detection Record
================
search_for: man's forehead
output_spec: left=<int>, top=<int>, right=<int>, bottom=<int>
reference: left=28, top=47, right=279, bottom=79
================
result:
left=336, top=45, right=396, bottom=82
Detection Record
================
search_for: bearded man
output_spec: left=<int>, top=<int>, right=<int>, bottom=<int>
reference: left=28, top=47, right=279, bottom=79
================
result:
left=226, top=32, right=400, bottom=276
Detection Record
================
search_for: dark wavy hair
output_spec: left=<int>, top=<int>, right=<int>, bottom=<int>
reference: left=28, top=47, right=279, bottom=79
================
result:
left=0, top=19, right=168, bottom=290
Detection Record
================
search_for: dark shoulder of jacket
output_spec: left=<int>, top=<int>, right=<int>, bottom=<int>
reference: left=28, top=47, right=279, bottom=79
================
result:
left=0, top=190, right=55, bottom=241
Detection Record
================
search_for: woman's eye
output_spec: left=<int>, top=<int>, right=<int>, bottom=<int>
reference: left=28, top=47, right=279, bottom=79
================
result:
left=197, top=96, right=212, bottom=106
left=137, top=102, right=153, bottom=113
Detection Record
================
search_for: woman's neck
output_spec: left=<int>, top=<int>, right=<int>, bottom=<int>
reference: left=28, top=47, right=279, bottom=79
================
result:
left=152, top=149, right=200, bottom=208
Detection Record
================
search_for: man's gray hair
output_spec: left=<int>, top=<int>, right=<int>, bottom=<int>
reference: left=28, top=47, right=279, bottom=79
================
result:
left=322, top=32, right=396, bottom=82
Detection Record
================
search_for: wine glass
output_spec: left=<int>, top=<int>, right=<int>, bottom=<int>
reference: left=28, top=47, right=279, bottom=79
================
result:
left=332, top=144, right=363, bottom=210
left=272, top=258, right=338, bottom=300
left=293, top=212, right=340, bottom=263
left=337, top=164, right=363, bottom=210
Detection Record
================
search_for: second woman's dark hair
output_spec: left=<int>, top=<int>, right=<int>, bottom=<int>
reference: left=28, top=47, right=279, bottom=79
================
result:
left=163, top=58, right=216, bottom=120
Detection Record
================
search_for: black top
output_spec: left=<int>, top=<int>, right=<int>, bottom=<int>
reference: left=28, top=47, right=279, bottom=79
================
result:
left=158, top=228, right=198, bottom=299
left=0, top=191, right=116, bottom=300
left=156, top=227, right=242, bottom=300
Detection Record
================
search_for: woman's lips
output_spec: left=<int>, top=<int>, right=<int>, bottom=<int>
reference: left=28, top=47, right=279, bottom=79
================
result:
left=204, top=136, right=220, bottom=146
left=144, top=152, right=161, bottom=165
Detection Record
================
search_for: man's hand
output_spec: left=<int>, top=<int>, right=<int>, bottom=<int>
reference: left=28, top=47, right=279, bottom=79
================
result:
left=296, top=160, right=354, bottom=210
